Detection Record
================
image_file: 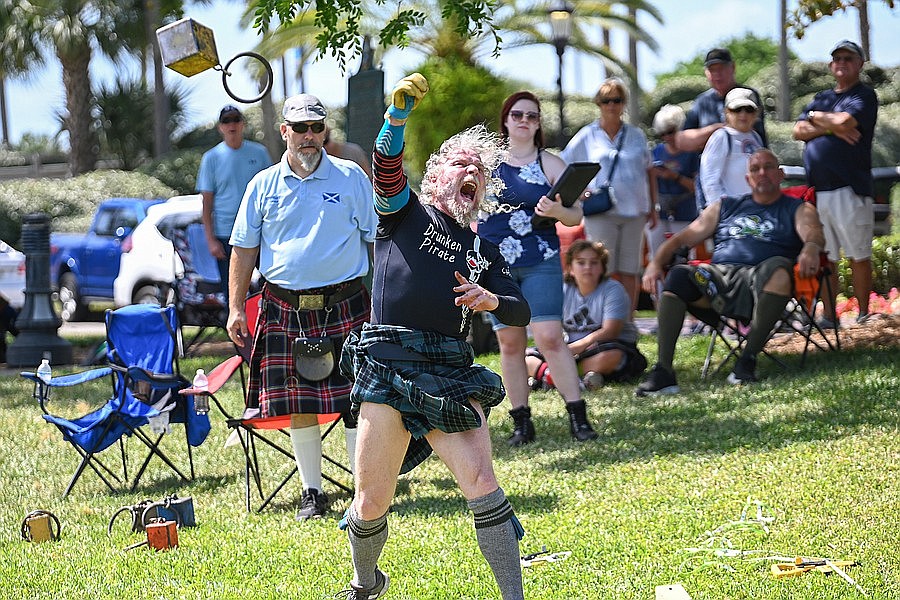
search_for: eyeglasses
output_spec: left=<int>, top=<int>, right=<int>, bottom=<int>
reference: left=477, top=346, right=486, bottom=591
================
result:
left=599, top=97, right=624, bottom=105
left=287, top=121, right=326, bottom=134
left=220, top=116, right=243, bottom=124
left=831, top=54, right=858, bottom=63
left=729, top=106, right=757, bottom=114
left=509, top=110, right=540, bottom=123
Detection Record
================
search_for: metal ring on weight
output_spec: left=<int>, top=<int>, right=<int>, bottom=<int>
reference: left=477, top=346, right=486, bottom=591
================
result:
left=141, top=501, right=183, bottom=529
left=21, top=509, right=61, bottom=541
left=219, top=51, right=273, bottom=104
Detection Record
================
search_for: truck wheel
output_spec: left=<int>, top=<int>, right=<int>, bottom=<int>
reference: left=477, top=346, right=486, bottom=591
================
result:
left=134, top=284, right=173, bottom=306
left=58, top=272, right=89, bottom=322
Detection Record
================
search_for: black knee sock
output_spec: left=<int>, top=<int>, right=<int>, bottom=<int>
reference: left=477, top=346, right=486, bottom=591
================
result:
left=744, top=291, right=790, bottom=358
left=656, top=293, right=687, bottom=370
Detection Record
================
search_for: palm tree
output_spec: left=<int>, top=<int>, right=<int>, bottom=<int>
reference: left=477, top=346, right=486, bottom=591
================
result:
left=11, top=0, right=134, bottom=174
left=0, top=0, right=44, bottom=147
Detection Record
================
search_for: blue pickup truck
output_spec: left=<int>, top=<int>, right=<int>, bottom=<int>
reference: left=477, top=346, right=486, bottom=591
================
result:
left=51, top=197, right=164, bottom=321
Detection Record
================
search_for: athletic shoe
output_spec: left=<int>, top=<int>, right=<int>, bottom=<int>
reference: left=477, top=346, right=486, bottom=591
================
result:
left=582, top=371, right=604, bottom=391
left=335, top=568, right=390, bottom=599
left=856, top=312, right=871, bottom=325
left=296, top=488, right=328, bottom=521
left=726, top=355, right=758, bottom=385
left=635, top=364, right=680, bottom=397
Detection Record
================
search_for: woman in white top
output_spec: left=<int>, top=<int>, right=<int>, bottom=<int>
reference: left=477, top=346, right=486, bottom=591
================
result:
left=698, top=87, right=764, bottom=209
left=561, top=78, right=657, bottom=313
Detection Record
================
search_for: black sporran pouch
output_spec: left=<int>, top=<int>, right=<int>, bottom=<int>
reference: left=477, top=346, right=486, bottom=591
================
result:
left=292, top=337, right=336, bottom=381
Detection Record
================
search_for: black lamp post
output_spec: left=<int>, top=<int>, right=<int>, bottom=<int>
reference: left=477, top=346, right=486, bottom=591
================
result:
left=548, top=0, right=573, bottom=147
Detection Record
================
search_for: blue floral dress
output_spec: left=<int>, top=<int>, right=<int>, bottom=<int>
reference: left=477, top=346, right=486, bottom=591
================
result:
left=478, top=158, right=561, bottom=267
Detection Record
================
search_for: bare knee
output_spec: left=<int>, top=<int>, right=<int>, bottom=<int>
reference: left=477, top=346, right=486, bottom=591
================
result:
left=353, top=489, right=393, bottom=520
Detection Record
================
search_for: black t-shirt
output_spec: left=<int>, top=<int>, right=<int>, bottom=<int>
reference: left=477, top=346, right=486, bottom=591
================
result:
left=371, top=191, right=530, bottom=339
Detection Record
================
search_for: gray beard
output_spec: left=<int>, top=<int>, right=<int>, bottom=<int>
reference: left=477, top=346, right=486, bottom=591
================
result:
left=294, top=148, right=321, bottom=173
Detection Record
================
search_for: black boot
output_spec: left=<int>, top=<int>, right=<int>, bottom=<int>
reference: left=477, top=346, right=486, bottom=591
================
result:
left=507, top=406, right=535, bottom=446
left=566, top=400, right=598, bottom=442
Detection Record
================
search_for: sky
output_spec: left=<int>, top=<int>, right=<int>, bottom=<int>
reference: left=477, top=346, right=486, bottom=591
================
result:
left=5, top=0, right=900, bottom=146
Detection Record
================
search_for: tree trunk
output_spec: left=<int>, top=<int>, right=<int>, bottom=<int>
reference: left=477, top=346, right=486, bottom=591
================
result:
left=0, top=76, right=9, bottom=147
left=858, top=0, right=870, bottom=61
left=601, top=27, right=611, bottom=79
left=259, top=76, right=281, bottom=161
left=777, top=0, right=791, bottom=121
left=147, top=0, right=169, bottom=157
left=627, top=7, right=640, bottom=125
left=58, top=44, right=98, bottom=175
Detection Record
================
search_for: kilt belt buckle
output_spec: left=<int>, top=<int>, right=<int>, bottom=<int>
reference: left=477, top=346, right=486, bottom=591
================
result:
left=297, top=294, right=325, bottom=310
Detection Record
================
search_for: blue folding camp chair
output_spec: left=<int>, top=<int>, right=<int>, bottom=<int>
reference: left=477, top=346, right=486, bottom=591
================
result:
left=22, top=304, right=211, bottom=497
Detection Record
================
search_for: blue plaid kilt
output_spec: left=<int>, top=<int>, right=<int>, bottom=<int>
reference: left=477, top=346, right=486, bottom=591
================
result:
left=247, top=284, right=370, bottom=417
left=340, top=323, right=506, bottom=474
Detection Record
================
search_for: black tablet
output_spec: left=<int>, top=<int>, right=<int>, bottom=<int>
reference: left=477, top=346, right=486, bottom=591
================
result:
left=531, top=161, right=601, bottom=228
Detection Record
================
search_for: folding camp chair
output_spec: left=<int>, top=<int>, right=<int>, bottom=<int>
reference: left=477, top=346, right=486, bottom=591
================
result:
left=171, top=222, right=227, bottom=355
left=181, top=293, right=353, bottom=512
left=22, top=304, right=211, bottom=497
left=697, top=255, right=840, bottom=379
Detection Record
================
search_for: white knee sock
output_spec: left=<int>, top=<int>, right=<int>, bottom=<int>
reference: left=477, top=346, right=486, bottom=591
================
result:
left=290, top=424, right=322, bottom=492
left=344, top=426, right=358, bottom=475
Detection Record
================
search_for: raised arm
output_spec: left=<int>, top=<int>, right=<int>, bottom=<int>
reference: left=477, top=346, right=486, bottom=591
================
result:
left=372, top=73, right=429, bottom=215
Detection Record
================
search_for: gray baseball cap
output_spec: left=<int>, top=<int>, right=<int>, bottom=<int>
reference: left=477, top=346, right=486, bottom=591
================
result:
left=283, top=94, right=327, bottom=122
left=831, top=40, right=866, bottom=61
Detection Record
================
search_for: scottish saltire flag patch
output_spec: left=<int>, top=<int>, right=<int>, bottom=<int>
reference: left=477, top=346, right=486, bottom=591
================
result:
left=324, top=192, right=341, bottom=203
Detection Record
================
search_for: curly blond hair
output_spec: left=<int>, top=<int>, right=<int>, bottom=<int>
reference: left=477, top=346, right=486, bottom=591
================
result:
left=420, top=124, right=507, bottom=218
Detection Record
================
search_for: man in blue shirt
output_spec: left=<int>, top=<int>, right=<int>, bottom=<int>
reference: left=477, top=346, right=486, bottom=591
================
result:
left=227, top=94, right=377, bottom=521
left=196, top=105, right=271, bottom=303
left=678, top=48, right=768, bottom=210
left=793, top=40, right=878, bottom=324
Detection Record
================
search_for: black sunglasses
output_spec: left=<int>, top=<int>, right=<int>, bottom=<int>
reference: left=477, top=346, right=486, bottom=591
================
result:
left=220, top=116, right=243, bottom=124
left=287, top=121, right=326, bottom=134
left=730, top=106, right=757, bottom=114
left=599, top=97, right=624, bottom=105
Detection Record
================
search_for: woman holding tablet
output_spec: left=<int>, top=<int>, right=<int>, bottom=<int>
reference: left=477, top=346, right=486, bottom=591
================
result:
left=478, top=91, right=598, bottom=447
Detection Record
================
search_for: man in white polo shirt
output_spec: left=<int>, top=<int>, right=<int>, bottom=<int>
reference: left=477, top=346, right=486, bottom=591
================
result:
left=227, top=94, right=377, bottom=520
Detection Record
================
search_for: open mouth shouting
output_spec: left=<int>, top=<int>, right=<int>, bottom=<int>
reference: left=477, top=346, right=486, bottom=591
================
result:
left=460, top=180, right=478, bottom=202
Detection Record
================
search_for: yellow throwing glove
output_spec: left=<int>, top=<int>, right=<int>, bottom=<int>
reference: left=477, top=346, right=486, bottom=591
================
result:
left=385, top=73, right=429, bottom=121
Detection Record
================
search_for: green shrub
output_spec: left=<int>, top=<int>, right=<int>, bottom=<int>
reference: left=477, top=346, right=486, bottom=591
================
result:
left=837, top=234, right=900, bottom=297
left=138, top=149, right=203, bottom=196
left=0, top=171, right=174, bottom=244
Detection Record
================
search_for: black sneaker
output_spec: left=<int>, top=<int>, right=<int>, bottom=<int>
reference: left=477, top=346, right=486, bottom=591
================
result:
left=296, top=488, right=329, bottom=521
left=335, top=568, right=390, bottom=599
left=726, top=355, right=758, bottom=385
left=635, top=364, right=680, bottom=397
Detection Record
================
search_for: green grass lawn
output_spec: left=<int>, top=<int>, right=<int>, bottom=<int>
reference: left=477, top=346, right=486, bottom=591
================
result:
left=0, top=332, right=897, bottom=599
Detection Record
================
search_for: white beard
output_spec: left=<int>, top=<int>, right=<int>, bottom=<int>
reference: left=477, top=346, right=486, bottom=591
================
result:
left=293, top=148, right=321, bottom=172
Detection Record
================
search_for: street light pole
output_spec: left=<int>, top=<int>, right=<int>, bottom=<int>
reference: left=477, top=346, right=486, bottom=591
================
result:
left=548, top=0, right=573, bottom=148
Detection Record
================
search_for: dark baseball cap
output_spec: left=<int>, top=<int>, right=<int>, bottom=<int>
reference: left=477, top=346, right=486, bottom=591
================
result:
left=704, top=48, right=733, bottom=67
left=831, top=40, right=866, bottom=61
left=218, top=105, right=243, bottom=122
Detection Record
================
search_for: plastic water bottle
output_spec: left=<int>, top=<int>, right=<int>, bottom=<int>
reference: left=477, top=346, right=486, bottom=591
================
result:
left=36, top=359, right=52, bottom=385
left=192, top=369, right=209, bottom=415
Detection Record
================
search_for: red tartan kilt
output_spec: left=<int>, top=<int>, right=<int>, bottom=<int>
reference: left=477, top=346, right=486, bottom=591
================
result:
left=247, top=286, right=370, bottom=417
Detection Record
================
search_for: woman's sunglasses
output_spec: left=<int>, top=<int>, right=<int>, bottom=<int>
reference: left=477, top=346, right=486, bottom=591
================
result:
left=599, top=97, right=624, bottom=105
left=509, top=110, right=541, bottom=123
left=729, top=106, right=757, bottom=114
left=288, top=122, right=326, bottom=134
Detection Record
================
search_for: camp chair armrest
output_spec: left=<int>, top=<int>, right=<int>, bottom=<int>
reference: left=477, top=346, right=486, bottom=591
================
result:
left=20, top=367, right=113, bottom=388
left=126, top=366, right=185, bottom=389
